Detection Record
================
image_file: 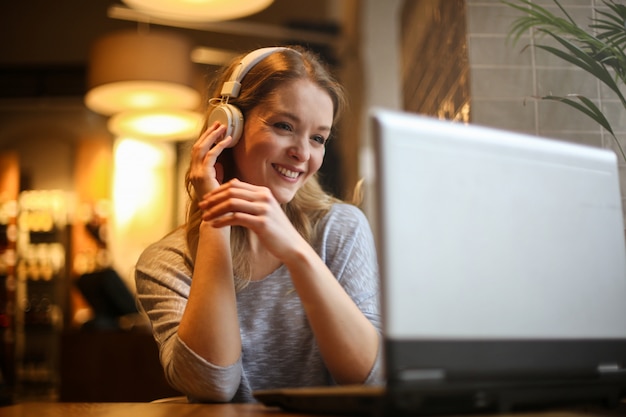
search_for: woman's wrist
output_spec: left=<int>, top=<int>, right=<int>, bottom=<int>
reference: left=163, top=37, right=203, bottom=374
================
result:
left=199, top=218, right=231, bottom=237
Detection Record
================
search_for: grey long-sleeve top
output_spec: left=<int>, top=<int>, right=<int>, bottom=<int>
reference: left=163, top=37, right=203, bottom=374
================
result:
left=135, top=203, right=384, bottom=403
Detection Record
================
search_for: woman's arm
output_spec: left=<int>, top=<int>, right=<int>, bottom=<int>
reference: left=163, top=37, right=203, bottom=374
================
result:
left=284, top=235, right=380, bottom=384
left=178, top=123, right=242, bottom=370
left=283, top=205, right=381, bottom=384
left=134, top=232, right=242, bottom=402
left=201, top=181, right=380, bottom=384
left=137, top=124, right=246, bottom=402
left=177, top=220, right=241, bottom=367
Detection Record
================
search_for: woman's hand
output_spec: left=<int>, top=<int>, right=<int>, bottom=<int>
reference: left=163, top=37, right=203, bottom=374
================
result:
left=188, top=122, right=233, bottom=200
left=198, top=179, right=304, bottom=261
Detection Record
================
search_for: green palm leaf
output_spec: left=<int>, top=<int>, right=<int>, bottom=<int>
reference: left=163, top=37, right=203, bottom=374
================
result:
left=543, top=94, right=626, bottom=161
left=536, top=37, right=626, bottom=106
left=544, top=95, right=613, bottom=134
left=503, top=0, right=626, bottom=162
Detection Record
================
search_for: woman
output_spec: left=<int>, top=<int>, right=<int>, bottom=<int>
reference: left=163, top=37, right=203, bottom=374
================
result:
left=135, top=45, right=382, bottom=403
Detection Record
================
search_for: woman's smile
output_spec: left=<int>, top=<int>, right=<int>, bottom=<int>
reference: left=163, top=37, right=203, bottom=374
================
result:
left=273, top=164, right=302, bottom=180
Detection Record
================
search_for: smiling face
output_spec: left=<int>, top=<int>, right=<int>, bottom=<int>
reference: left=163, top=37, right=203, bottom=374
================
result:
left=232, top=78, right=334, bottom=204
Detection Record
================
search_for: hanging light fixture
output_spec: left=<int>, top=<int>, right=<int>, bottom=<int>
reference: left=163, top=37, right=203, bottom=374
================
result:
left=85, top=29, right=205, bottom=140
left=85, top=29, right=201, bottom=116
left=121, top=0, right=274, bottom=23
left=108, top=108, right=203, bottom=141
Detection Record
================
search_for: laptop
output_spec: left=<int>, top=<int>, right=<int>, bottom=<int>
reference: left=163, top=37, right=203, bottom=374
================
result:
left=253, top=108, right=626, bottom=415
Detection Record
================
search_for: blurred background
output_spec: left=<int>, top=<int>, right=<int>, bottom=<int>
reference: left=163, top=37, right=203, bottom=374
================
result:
left=0, top=0, right=621, bottom=405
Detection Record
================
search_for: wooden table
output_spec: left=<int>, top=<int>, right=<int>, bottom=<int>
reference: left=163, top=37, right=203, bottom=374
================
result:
left=1, top=402, right=625, bottom=417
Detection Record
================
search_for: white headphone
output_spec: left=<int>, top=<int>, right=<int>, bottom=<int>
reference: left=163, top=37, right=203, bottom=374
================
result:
left=207, top=46, right=290, bottom=147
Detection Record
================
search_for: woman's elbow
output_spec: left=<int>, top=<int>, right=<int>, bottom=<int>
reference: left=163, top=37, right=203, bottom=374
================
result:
left=164, top=361, right=241, bottom=403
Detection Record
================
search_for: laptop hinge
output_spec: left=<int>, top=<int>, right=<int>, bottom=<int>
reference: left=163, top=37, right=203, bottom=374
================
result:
left=398, top=368, right=446, bottom=383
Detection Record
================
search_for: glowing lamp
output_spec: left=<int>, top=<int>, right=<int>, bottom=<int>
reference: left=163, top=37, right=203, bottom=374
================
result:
left=85, top=29, right=201, bottom=116
left=122, top=0, right=274, bottom=22
left=109, top=109, right=203, bottom=141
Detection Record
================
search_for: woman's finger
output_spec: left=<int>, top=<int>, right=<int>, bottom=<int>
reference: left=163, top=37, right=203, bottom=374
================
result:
left=198, top=179, right=261, bottom=208
left=191, top=123, right=223, bottom=165
left=188, top=124, right=232, bottom=199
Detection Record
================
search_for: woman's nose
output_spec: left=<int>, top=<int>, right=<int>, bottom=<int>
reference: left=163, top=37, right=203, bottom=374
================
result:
left=288, top=137, right=310, bottom=161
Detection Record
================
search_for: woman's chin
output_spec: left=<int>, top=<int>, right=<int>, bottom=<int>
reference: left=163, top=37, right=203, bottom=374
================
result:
left=271, top=187, right=298, bottom=205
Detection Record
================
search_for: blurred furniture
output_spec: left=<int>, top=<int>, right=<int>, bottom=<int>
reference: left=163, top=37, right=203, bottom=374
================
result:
left=59, top=329, right=181, bottom=402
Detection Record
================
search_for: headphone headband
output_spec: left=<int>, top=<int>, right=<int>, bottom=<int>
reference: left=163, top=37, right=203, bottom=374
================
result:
left=209, top=46, right=294, bottom=148
left=220, top=46, right=290, bottom=99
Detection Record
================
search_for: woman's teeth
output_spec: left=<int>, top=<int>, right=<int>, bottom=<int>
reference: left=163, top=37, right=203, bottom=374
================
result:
left=275, top=165, right=299, bottom=179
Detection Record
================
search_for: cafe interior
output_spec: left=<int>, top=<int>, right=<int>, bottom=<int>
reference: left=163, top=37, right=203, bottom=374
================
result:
left=0, top=0, right=622, bottom=409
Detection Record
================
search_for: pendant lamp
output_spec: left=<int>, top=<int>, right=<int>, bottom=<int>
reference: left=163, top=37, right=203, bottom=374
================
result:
left=121, top=0, right=274, bottom=23
left=85, top=29, right=201, bottom=116
left=108, top=108, right=203, bottom=141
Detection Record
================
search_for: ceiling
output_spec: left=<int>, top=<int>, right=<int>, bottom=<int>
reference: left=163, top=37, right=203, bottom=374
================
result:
left=0, top=0, right=342, bottom=99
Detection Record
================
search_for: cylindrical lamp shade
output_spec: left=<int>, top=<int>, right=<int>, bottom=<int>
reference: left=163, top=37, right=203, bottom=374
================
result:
left=122, top=0, right=274, bottom=22
left=108, top=109, right=203, bottom=141
left=85, top=30, right=201, bottom=115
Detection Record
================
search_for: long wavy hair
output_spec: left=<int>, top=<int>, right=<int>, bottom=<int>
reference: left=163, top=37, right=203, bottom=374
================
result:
left=185, top=46, right=348, bottom=290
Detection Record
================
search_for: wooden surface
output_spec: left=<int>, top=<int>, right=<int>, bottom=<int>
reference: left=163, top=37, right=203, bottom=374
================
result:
left=1, top=402, right=626, bottom=417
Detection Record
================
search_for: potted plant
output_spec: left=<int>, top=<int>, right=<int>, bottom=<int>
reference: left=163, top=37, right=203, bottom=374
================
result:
left=502, top=0, right=626, bottom=161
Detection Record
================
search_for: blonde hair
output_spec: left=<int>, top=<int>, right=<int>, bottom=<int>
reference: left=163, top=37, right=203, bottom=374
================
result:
left=185, top=46, right=348, bottom=290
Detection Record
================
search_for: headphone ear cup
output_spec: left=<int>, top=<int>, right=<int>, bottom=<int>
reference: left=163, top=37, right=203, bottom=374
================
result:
left=207, top=104, right=244, bottom=147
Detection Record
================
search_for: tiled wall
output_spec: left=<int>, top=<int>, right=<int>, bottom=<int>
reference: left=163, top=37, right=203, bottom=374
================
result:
left=466, top=0, right=626, bottom=210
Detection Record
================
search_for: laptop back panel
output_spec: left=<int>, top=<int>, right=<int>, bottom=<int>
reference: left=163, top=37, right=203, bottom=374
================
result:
left=372, top=109, right=626, bottom=411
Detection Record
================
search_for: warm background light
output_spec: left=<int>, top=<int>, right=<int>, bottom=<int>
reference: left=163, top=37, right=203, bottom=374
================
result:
left=122, top=0, right=274, bottom=22
left=191, top=46, right=238, bottom=66
left=86, top=81, right=200, bottom=116
left=110, top=138, right=176, bottom=290
left=108, top=108, right=203, bottom=141
left=85, top=29, right=201, bottom=116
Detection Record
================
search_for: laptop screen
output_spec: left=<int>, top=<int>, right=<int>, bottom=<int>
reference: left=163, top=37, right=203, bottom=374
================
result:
left=371, top=109, right=626, bottom=342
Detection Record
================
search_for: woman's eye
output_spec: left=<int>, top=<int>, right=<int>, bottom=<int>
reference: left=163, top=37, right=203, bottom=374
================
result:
left=312, top=135, right=327, bottom=145
left=274, top=122, right=292, bottom=132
